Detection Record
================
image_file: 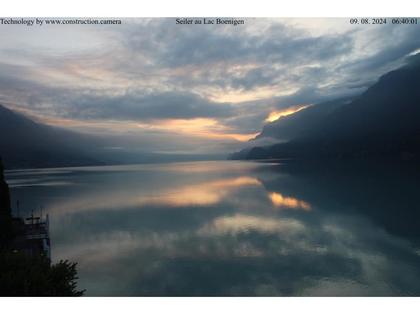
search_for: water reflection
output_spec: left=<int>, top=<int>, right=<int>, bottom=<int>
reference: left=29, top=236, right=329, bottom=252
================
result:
left=18, top=175, right=262, bottom=214
left=268, top=192, right=311, bottom=210
left=6, top=160, right=420, bottom=296
left=198, top=214, right=305, bottom=236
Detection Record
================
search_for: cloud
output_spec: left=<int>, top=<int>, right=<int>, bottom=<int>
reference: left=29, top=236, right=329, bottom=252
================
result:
left=60, top=91, right=235, bottom=120
left=123, top=19, right=353, bottom=68
left=1, top=18, right=420, bottom=153
left=116, top=19, right=354, bottom=94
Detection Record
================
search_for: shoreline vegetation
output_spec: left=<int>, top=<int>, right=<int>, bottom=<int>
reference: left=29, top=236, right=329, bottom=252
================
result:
left=0, top=157, right=84, bottom=296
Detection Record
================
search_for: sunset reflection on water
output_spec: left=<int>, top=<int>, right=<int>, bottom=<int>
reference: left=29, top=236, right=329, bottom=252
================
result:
left=6, top=161, right=420, bottom=296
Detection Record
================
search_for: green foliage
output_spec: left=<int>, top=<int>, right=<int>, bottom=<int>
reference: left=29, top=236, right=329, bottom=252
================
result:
left=0, top=252, right=85, bottom=296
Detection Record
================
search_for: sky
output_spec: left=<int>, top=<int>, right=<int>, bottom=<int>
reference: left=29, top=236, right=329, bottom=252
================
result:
left=0, top=18, right=419, bottom=154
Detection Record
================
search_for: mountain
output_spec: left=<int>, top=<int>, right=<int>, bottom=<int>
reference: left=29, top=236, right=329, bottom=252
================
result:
left=257, top=98, right=352, bottom=142
left=0, top=104, right=224, bottom=169
left=233, top=54, right=420, bottom=161
left=0, top=104, right=102, bottom=169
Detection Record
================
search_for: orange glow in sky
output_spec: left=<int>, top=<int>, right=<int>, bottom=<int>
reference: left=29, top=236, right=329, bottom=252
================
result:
left=28, top=114, right=258, bottom=143
left=136, top=118, right=259, bottom=142
left=265, top=104, right=311, bottom=123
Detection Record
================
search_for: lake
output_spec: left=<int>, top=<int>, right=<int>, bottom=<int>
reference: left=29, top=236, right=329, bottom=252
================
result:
left=5, top=160, right=420, bottom=296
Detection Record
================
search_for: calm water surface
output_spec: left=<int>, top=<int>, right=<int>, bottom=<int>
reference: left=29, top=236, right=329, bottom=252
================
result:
left=5, top=160, right=420, bottom=296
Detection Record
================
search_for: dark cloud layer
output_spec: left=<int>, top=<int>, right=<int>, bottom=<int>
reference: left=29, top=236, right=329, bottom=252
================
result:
left=61, top=91, right=235, bottom=120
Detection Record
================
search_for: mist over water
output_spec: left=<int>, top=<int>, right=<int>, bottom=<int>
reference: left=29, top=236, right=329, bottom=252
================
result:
left=6, top=160, right=420, bottom=296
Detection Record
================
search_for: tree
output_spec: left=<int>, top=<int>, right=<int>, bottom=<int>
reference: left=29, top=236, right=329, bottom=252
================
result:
left=0, top=252, right=85, bottom=296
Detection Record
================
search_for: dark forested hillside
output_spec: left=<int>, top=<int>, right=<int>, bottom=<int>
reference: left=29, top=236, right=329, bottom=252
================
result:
left=0, top=104, right=101, bottom=169
left=233, top=55, right=420, bottom=161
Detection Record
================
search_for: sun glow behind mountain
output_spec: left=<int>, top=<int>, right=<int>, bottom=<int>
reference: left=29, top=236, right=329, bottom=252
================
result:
left=265, top=104, right=311, bottom=123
